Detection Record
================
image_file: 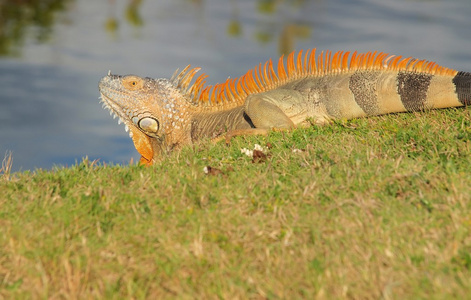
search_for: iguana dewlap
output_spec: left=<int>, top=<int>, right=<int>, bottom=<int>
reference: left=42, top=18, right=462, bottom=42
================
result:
left=98, top=49, right=471, bottom=165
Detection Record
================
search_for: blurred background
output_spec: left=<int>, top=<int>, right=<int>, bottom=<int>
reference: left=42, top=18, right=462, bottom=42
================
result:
left=0, top=0, right=470, bottom=172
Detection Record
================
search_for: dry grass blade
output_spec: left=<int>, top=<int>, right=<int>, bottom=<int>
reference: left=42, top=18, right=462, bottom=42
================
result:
left=0, top=151, right=13, bottom=180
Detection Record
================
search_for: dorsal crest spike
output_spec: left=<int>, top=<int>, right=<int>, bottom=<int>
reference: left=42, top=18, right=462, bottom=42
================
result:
left=326, top=51, right=332, bottom=73
left=262, top=61, right=270, bottom=86
left=268, top=59, right=278, bottom=83
left=389, top=56, right=403, bottom=69
left=225, top=78, right=235, bottom=102
left=308, top=48, right=317, bottom=73
left=367, top=51, right=377, bottom=68
left=236, top=75, right=246, bottom=98
left=178, top=67, right=200, bottom=90
left=254, top=63, right=264, bottom=89
left=359, top=52, right=367, bottom=68
left=176, top=48, right=457, bottom=108
left=317, top=51, right=324, bottom=74
left=375, top=52, right=388, bottom=69
left=287, top=51, right=296, bottom=77
left=303, top=49, right=309, bottom=75
left=342, top=51, right=350, bottom=70
left=415, top=59, right=426, bottom=72
left=170, top=68, right=180, bottom=83
left=350, top=51, right=358, bottom=69
left=238, top=74, right=250, bottom=96
left=331, top=51, right=342, bottom=71
left=406, top=58, right=419, bottom=71
left=277, top=54, right=287, bottom=82
left=398, top=57, right=412, bottom=70
left=188, top=73, right=208, bottom=98
left=296, top=50, right=303, bottom=75
left=171, top=65, right=191, bottom=84
left=216, top=84, right=225, bottom=104
left=246, top=69, right=259, bottom=93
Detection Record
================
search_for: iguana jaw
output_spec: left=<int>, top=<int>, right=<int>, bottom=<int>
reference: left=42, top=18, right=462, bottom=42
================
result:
left=99, top=74, right=168, bottom=164
left=99, top=92, right=157, bottom=164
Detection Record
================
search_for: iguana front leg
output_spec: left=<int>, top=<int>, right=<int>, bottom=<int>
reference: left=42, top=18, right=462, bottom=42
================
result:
left=224, top=89, right=308, bottom=141
left=244, top=89, right=299, bottom=129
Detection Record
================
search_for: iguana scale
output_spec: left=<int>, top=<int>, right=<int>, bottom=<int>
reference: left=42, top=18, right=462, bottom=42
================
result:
left=98, top=49, right=471, bottom=165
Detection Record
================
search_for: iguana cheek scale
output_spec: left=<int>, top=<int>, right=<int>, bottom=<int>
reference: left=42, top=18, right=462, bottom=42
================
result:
left=98, top=49, right=471, bottom=165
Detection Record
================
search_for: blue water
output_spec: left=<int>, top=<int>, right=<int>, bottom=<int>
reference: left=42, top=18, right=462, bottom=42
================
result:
left=1, top=0, right=471, bottom=172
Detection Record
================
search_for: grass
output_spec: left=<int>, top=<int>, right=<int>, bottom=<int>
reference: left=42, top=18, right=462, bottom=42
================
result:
left=1, top=108, right=471, bottom=299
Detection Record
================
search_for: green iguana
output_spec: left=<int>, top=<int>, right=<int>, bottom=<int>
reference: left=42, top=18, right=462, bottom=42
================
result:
left=98, top=49, right=471, bottom=165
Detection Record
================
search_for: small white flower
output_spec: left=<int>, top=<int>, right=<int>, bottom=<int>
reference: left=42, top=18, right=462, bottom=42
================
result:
left=240, top=148, right=254, bottom=157
left=254, top=144, right=269, bottom=153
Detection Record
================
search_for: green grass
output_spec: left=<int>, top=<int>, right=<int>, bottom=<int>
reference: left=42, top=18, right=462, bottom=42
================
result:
left=1, top=108, right=471, bottom=299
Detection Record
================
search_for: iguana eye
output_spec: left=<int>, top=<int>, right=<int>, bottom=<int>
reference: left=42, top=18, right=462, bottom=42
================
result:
left=138, top=117, right=159, bottom=134
left=123, top=76, right=143, bottom=90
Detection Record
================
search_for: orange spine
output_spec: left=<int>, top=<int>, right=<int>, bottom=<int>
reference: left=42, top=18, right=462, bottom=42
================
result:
left=175, top=49, right=458, bottom=107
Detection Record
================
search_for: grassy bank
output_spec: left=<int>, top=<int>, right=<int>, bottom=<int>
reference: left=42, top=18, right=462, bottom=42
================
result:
left=1, top=108, right=471, bottom=299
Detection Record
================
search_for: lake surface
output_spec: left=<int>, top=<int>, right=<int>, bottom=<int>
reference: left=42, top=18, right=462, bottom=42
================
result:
left=1, top=0, right=471, bottom=172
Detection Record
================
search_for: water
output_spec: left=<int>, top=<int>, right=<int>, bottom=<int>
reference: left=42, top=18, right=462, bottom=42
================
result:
left=1, top=0, right=470, bottom=172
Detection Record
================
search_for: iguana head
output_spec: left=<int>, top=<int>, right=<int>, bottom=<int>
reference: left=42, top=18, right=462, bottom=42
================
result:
left=99, top=72, right=194, bottom=165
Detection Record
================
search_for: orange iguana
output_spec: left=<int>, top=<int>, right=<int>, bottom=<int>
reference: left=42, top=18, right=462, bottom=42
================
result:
left=98, top=49, right=471, bottom=165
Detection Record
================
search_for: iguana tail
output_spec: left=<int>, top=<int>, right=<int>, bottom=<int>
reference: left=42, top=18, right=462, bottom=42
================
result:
left=334, top=70, right=471, bottom=120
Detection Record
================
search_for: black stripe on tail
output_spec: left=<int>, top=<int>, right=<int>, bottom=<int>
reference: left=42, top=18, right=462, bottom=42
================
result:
left=453, top=71, right=471, bottom=106
left=397, top=72, right=432, bottom=112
